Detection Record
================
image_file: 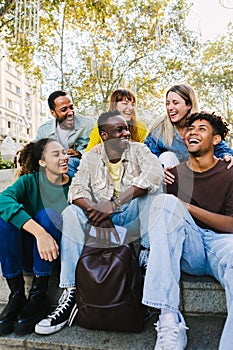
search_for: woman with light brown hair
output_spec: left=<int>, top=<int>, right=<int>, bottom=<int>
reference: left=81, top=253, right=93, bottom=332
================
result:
left=145, top=83, right=233, bottom=169
left=85, top=88, right=147, bottom=152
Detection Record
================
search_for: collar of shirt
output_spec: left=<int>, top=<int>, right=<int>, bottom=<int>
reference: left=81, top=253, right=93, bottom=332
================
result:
left=100, top=144, right=130, bottom=165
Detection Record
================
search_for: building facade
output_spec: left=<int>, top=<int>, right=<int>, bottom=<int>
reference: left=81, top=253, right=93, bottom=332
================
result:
left=0, top=45, right=44, bottom=157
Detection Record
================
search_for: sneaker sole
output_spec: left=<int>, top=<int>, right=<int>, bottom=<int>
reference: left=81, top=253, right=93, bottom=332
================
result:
left=35, top=320, right=68, bottom=335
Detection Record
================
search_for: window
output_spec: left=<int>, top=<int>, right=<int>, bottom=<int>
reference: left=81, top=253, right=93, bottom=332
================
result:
left=16, top=70, right=21, bottom=79
left=6, top=99, right=13, bottom=110
left=14, top=102, right=21, bottom=113
left=6, top=63, right=21, bottom=78
left=11, top=67, right=21, bottom=78
left=26, top=92, right=30, bottom=101
left=15, top=86, right=21, bottom=95
left=8, top=121, right=11, bottom=128
left=6, top=63, right=11, bottom=72
left=6, top=81, right=12, bottom=90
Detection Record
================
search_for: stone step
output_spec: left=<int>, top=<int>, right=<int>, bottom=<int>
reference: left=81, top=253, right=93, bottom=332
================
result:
left=0, top=272, right=227, bottom=349
left=0, top=272, right=227, bottom=315
left=0, top=273, right=227, bottom=350
left=0, top=307, right=226, bottom=350
left=180, top=273, right=226, bottom=315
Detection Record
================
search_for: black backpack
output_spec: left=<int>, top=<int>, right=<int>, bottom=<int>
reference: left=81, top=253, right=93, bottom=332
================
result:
left=73, top=243, right=145, bottom=332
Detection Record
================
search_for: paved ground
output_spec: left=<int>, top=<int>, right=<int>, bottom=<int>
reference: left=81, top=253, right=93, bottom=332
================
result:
left=0, top=168, right=16, bottom=192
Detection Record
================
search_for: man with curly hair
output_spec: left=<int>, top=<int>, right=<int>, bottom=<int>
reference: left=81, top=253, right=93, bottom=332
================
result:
left=142, top=112, right=233, bottom=350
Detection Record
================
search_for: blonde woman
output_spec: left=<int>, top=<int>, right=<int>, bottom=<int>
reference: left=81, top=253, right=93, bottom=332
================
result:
left=145, top=83, right=233, bottom=173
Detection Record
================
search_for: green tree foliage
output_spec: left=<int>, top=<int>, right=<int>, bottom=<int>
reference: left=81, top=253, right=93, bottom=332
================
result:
left=0, top=0, right=201, bottom=119
left=191, top=23, right=233, bottom=124
left=0, top=153, right=14, bottom=169
left=66, top=0, right=201, bottom=113
left=0, top=0, right=14, bottom=21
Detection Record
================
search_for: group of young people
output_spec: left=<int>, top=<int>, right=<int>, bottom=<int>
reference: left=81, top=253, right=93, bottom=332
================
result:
left=0, top=84, right=233, bottom=350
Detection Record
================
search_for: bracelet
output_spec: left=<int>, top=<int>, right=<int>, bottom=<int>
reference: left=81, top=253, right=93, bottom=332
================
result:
left=111, top=196, right=122, bottom=212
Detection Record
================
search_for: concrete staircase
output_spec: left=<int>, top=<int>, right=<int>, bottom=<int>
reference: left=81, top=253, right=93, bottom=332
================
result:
left=0, top=273, right=227, bottom=350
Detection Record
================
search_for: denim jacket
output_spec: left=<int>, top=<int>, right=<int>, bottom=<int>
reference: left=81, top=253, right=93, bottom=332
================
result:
left=34, top=114, right=94, bottom=155
left=145, top=127, right=233, bottom=162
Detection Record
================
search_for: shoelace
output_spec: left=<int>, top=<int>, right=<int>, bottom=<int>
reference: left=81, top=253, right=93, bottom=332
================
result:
left=138, top=248, right=150, bottom=269
left=155, top=321, right=188, bottom=349
left=47, top=289, right=75, bottom=320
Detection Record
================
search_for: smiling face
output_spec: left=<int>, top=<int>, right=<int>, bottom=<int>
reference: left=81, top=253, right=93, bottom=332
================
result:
left=116, top=97, right=136, bottom=122
left=50, top=95, right=75, bottom=130
left=39, top=141, right=69, bottom=177
left=185, top=119, right=221, bottom=156
left=166, top=91, right=191, bottom=124
left=100, top=114, right=130, bottom=153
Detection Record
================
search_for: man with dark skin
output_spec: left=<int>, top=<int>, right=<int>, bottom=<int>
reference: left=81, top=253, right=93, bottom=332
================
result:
left=35, top=109, right=164, bottom=335
left=34, top=90, right=93, bottom=176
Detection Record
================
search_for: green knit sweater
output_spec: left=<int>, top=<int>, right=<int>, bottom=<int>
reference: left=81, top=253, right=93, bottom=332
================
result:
left=0, top=172, right=71, bottom=229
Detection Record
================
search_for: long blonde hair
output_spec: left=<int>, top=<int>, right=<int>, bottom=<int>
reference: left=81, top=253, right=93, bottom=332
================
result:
left=149, top=83, right=199, bottom=146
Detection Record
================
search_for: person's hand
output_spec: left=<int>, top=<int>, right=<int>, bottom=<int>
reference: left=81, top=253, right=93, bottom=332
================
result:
left=224, top=155, right=233, bottom=169
left=85, top=200, right=120, bottom=245
left=92, top=143, right=102, bottom=154
left=163, top=167, right=175, bottom=185
left=66, top=148, right=82, bottom=158
left=36, top=232, right=59, bottom=261
left=86, top=200, right=114, bottom=226
left=94, top=218, right=120, bottom=245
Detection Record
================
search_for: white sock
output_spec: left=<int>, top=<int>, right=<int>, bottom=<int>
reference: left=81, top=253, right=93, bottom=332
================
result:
left=161, top=308, right=179, bottom=323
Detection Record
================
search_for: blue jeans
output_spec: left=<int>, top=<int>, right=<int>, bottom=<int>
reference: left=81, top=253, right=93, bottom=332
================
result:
left=0, top=208, right=62, bottom=278
left=68, top=158, right=80, bottom=178
left=59, top=192, right=163, bottom=288
left=142, top=194, right=233, bottom=350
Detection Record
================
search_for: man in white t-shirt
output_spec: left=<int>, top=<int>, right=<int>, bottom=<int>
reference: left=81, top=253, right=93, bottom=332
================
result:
left=34, top=90, right=94, bottom=177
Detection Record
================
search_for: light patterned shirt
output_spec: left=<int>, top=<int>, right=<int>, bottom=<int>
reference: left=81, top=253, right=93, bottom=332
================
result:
left=68, top=142, right=164, bottom=203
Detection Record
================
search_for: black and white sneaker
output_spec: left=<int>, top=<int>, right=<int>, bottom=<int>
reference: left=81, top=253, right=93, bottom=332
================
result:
left=35, top=288, right=76, bottom=335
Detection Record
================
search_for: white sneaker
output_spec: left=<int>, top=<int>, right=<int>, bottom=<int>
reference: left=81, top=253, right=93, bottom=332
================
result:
left=35, top=288, right=76, bottom=335
left=154, top=311, right=188, bottom=350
